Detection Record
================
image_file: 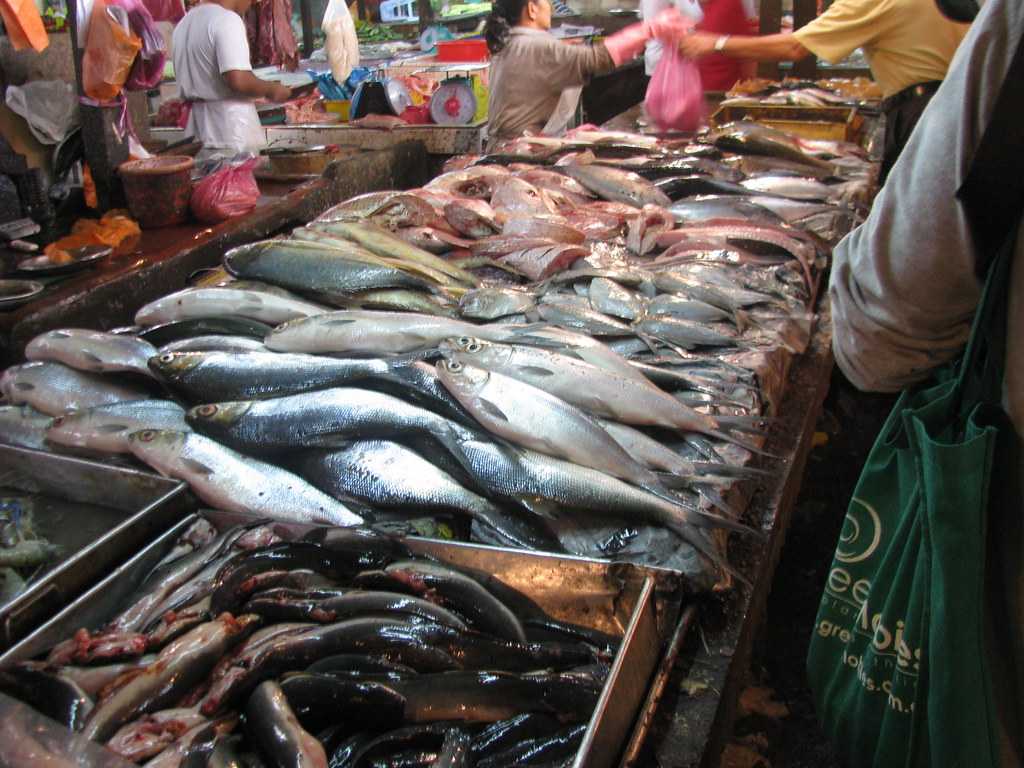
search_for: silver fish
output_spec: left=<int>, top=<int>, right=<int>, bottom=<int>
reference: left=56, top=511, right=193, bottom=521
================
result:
left=47, top=399, right=188, bottom=454
left=635, top=316, right=741, bottom=349
left=265, top=311, right=515, bottom=355
left=135, top=287, right=330, bottom=327
left=296, top=441, right=551, bottom=551
left=536, top=297, right=634, bottom=336
left=740, top=175, right=834, bottom=201
left=459, top=287, right=537, bottom=320
left=0, top=361, right=152, bottom=415
left=0, top=405, right=53, bottom=450
left=26, top=329, right=157, bottom=378
left=185, top=387, right=474, bottom=456
left=588, top=278, right=646, bottom=321
left=440, top=337, right=721, bottom=436
left=560, top=164, right=671, bottom=208
left=437, top=360, right=668, bottom=492
left=452, top=438, right=743, bottom=555
left=157, top=335, right=269, bottom=354
left=127, top=429, right=363, bottom=526
left=646, top=294, right=735, bottom=324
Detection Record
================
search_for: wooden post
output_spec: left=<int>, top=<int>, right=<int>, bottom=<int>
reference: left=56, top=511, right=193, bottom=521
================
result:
left=66, top=0, right=130, bottom=209
left=417, top=0, right=434, bottom=33
left=791, top=0, right=818, bottom=79
left=299, top=0, right=314, bottom=58
left=757, top=0, right=781, bottom=80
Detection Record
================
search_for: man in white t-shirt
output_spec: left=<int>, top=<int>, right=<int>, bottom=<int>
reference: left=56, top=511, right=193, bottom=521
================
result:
left=172, top=0, right=291, bottom=155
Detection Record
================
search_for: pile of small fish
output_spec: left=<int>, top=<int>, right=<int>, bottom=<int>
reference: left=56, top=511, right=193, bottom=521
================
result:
left=0, top=520, right=616, bottom=767
left=0, top=123, right=872, bottom=584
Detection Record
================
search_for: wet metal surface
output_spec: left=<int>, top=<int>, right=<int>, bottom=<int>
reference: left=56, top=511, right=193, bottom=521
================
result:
left=0, top=445, right=192, bottom=650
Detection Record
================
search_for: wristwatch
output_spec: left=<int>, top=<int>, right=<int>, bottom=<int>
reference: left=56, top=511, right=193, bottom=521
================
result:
left=714, top=35, right=730, bottom=52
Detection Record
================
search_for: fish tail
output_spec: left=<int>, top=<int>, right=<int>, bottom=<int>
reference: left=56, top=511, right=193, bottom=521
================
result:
left=690, top=460, right=773, bottom=480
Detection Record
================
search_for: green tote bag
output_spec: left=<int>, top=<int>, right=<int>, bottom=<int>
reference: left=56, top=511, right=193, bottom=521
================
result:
left=806, top=176, right=1017, bottom=768
left=806, top=231, right=1012, bottom=767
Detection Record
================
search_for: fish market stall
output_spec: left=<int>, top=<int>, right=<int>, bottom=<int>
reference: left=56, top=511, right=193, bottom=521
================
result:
left=0, top=141, right=431, bottom=367
left=0, top=108, right=874, bottom=765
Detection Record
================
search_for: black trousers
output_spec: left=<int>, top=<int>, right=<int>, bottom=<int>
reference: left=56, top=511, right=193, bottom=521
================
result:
left=880, top=81, right=941, bottom=185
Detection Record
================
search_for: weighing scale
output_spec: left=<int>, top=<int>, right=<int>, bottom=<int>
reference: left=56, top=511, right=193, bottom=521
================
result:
left=429, top=77, right=478, bottom=125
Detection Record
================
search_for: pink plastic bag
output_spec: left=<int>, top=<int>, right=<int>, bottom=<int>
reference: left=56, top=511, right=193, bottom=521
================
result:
left=110, top=0, right=166, bottom=90
left=644, top=46, right=706, bottom=133
left=190, top=158, right=260, bottom=224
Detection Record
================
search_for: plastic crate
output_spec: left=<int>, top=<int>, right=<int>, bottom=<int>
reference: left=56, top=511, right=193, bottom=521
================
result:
left=436, top=39, right=489, bottom=61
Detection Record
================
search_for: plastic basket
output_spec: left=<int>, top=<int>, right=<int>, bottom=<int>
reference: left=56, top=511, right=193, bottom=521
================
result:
left=436, top=39, right=489, bottom=61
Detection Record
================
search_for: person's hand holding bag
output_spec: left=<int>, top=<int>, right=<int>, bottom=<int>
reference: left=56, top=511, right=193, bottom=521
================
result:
left=603, top=7, right=690, bottom=65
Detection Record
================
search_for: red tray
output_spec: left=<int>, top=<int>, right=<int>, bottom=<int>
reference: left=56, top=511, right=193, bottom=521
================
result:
left=436, top=39, right=489, bottom=62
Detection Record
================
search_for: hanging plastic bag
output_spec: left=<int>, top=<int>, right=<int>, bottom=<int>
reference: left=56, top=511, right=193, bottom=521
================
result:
left=0, top=0, right=48, bottom=51
left=644, top=46, right=705, bottom=132
left=322, top=0, right=359, bottom=84
left=5, top=80, right=78, bottom=144
left=140, top=0, right=182, bottom=23
left=190, top=157, right=261, bottom=224
left=81, top=0, right=142, bottom=101
left=110, top=0, right=166, bottom=90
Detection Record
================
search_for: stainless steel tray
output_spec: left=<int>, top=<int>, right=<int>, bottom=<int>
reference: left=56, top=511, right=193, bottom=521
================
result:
left=0, top=510, right=689, bottom=768
left=0, top=445, right=193, bottom=651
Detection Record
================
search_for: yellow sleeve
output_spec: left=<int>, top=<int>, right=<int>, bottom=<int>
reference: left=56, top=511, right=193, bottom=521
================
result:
left=793, top=0, right=896, bottom=64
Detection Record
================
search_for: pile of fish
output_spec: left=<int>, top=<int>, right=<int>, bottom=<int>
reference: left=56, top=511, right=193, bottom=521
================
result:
left=722, top=76, right=884, bottom=107
left=0, top=123, right=873, bottom=584
left=0, top=520, right=617, bottom=767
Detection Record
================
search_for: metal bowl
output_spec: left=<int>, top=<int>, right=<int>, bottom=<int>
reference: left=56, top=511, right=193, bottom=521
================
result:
left=0, top=279, right=44, bottom=310
left=15, top=245, right=112, bottom=277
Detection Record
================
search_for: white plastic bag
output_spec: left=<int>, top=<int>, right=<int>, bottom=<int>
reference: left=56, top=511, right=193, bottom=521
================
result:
left=322, top=0, right=359, bottom=84
left=5, top=80, right=79, bottom=144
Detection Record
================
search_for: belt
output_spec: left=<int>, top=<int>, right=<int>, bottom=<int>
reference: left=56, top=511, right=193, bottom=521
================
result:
left=881, top=81, right=941, bottom=112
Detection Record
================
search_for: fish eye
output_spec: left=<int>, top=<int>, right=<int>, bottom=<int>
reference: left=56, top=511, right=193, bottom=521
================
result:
left=466, top=342, right=482, bottom=353
left=447, top=361, right=463, bottom=372
left=457, top=336, right=472, bottom=346
left=196, top=404, right=218, bottom=417
left=139, top=430, right=156, bottom=442
left=159, top=354, right=174, bottom=363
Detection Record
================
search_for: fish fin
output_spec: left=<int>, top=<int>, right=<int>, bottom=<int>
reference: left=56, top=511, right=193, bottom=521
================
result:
left=476, top=398, right=511, bottom=423
left=14, top=382, right=35, bottom=391
left=80, top=351, right=106, bottom=367
left=52, top=331, right=71, bottom=339
left=324, top=318, right=358, bottom=327
left=181, top=457, right=216, bottom=476
left=515, top=365, right=555, bottom=378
